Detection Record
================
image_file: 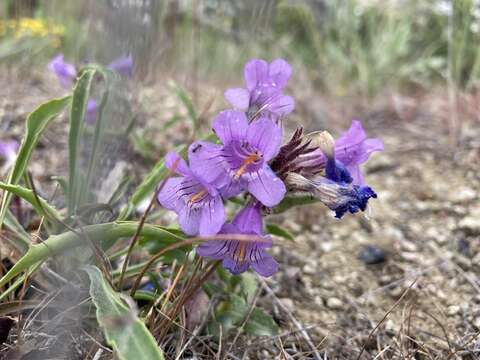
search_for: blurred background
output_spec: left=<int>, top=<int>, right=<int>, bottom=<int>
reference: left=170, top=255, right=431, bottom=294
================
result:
left=1, top=0, right=480, bottom=358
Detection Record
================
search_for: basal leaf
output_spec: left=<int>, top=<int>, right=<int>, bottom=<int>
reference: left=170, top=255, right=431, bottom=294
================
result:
left=84, top=266, right=164, bottom=360
left=244, top=308, right=280, bottom=336
left=0, top=96, right=71, bottom=227
left=68, top=69, right=96, bottom=215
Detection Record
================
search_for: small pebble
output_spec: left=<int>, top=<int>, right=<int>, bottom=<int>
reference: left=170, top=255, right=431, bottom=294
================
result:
left=447, top=305, right=460, bottom=316
left=458, top=239, right=471, bottom=256
left=358, top=245, right=386, bottom=265
left=326, top=297, right=343, bottom=310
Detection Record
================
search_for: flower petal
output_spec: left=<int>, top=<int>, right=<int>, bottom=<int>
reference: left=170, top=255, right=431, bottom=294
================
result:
left=346, top=164, right=364, bottom=186
left=247, top=166, right=286, bottom=207
left=268, top=58, right=292, bottom=88
left=48, top=54, right=77, bottom=89
left=220, top=179, right=243, bottom=199
left=246, top=117, right=282, bottom=161
left=212, top=110, right=248, bottom=145
left=188, top=141, right=228, bottom=188
left=165, top=151, right=191, bottom=176
left=199, top=195, right=225, bottom=236
left=335, top=120, right=384, bottom=166
left=231, top=203, right=263, bottom=234
left=107, top=55, right=133, bottom=77
left=222, top=257, right=250, bottom=275
left=266, top=94, right=295, bottom=116
left=178, top=205, right=202, bottom=235
left=224, top=88, right=250, bottom=110
left=196, top=240, right=229, bottom=258
left=244, top=59, right=269, bottom=91
left=157, top=177, right=184, bottom=210
left=84, top=99, right=98, bottom=124
left=251, top=250, right=278, bottom=277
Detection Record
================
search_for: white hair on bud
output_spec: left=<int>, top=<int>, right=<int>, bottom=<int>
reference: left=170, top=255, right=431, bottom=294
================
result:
left=308, top=131, right=335, bottom=159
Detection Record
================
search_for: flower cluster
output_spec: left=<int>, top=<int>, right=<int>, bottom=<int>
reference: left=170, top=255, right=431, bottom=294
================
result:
left=157, top=59, right=383, bottom=276
left=0, top=18, right=64, bottom=39
left=47, top=54, right=134, bottom=124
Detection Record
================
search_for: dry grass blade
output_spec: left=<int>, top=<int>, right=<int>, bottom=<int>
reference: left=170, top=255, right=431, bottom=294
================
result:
left=356, top=278, right=418, bottom=360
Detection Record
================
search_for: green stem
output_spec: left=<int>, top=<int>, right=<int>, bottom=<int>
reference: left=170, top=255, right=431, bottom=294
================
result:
left=0, top=221, right=183, bottom=288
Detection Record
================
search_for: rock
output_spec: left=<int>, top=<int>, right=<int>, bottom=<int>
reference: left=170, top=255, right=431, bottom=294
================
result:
left=358, top=245, right=386, bottom=265
left=474, top=317, right=480, bottom=330
left=320, top=242, right=334, bottom=253
left=458, top=217, right=480, bottom=235
left=449, top=187, right=477, bottom=203
left=326, top=297, right=343, bottom=310
left=401, top=240, right=418, bottom=252
left=447, top=305, right=460, bottom=316
left=385, top=319, right=398, bottom=334
left=279, top=298, right=295, bottom=312
left=389, top=286, right=404, bottom=298
left=303, top=261, right=317, bottom=275
left=401, top=252, right=419, bottom=262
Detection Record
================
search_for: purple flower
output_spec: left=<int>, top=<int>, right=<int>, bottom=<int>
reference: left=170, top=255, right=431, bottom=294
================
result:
left=85, top=99, right=98, bottom=125
left=224, top=59, right=294, bottom=120
left=286, top=172, right=377, bottom=219
left=189, top=110, right=286, bottom=207
left=297, top=120, right=383, bottom=185
left=334, top=120, right=384, bottom=185
left=48, top=54, right=77, bottom=89
left=0, top=140, right=19, bottom=174
left=107, top=55, right=134, bottom=77
left=197, top=203, right=278, bottom=276
left=157, top=151, right=225, bottom=236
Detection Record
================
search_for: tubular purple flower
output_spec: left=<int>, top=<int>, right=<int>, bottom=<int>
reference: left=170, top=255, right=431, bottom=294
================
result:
left=286, top=172, right=377, bottom=219
left=107, top=55, right=134, bottom=77
left=157, top=151, right=225, bottom=236
left=189, top=110, right=286, bottom=207
left=224, top=58, right=294, bottom=120
left=197, top=203, right=278, bottom=276
left=48, top=54, right=77, bottom=89
left=0, top=140, right=19, bottom=174
left=297, top=120, right=384, bottom=185
left=334, top=120, right=384, bottom=185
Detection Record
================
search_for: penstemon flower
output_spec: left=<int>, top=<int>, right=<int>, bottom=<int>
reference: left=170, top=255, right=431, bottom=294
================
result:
left=224, top=58, right=294, bottom=120
left=197, top=203, right=278, bottom=276
left=296, top=120, right=384, bottom=185
left=157, top=151, right=225, bottom=236
left=286, top=172, right=377, bottom=219
left=157, top=58, right=383, bottom=276
left=48, top=54, right=77, bottom=89
left=189, top=110, right=286, bottom=207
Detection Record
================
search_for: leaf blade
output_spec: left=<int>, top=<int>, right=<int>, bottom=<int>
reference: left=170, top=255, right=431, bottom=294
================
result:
left=84, top=265, right=164, bottom=360
left=0, top=96, right=71, bottom=226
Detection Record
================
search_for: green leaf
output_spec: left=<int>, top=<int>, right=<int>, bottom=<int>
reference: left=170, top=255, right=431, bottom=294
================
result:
left=0, top=96, right=71, bottom=227
left=84, top=266, right=164, bottom=360
left=244, top=308, right=280, bottom=336
left=68, top=69, right=96, bottom=215
left=273, top=195, right=318, bottom=214
left=0, top=182, right=61, bottom=222
left=265, top=223, right=294, bottom=241
left=239, top=273, right=258, bottom=303
left=4, top=210, right=30, bottom=253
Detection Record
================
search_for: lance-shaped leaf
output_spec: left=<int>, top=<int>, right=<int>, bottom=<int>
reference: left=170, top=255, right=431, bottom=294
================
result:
left=0, top=96, right=71, bottom=227
left=84, top=266, right=164, bottom=360
left=68, top=69, right=96, bottom=215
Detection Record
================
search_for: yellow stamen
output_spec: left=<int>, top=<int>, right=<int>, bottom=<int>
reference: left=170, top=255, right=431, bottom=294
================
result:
left=234, top=153, right=260, bottom=179
left=189, top=189, right=208, bottom=204
left=236, top=242, right=247, bottom=262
